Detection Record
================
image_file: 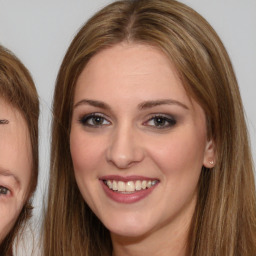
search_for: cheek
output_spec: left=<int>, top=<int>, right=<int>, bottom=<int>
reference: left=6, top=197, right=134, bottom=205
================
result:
left=0, top=198, right=24, bottom=242
left=148, top=128, right=206, bottom=179
left=70, top=129, right=106, bottom=210
left=70, top=129, right=105, bottom=177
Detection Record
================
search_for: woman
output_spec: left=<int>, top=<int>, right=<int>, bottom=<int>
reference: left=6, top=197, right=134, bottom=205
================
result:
left=0, top=45, right=39, bottom=255
left=44, top=0, right=256, bottom=255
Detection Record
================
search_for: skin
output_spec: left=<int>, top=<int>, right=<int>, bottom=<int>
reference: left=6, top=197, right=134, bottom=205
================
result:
left=0, top=99, right=32, bottom=243
left=70, top=43, right=215, bottom=256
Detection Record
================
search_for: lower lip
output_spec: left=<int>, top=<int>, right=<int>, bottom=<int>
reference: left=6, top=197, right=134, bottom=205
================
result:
left=101, top=181, right=158, bottom=204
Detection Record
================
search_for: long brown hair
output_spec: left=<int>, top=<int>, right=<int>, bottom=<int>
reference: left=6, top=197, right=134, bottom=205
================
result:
left=0, top=45, right=39, bottom=255
left=44, top=0, right=256, bottom=255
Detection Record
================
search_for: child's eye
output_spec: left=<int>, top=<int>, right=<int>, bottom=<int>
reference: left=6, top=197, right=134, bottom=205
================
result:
left=144, top=115, right=176, bottom=129
left=79, top=113, right=111, bottom=127
left=0, top=186, right=10, bottom=196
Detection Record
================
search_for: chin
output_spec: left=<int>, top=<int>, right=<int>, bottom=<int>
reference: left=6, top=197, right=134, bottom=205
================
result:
left=104, top=217, right=151, bottom=238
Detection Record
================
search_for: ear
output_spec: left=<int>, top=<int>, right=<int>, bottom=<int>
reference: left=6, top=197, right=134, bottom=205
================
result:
left=203, top=139, right=216, bottom=168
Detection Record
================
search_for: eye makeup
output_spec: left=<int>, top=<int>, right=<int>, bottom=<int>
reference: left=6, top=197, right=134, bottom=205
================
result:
left=143, top=114, right=177, bottom=129
left=73, top=98, right=185, bottom=133
left=78, top=112, right=111, bottom=127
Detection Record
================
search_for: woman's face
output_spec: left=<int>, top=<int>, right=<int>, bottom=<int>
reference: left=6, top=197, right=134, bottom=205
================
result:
left=70, top=43, right=215, bottom=239
left=0, top=99, right=32, bottom=242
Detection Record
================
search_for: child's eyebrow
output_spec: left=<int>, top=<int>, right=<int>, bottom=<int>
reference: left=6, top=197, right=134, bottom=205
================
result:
left=0, top=167, right=21, bottom=187
left=0, top=119, right=9, bottom=124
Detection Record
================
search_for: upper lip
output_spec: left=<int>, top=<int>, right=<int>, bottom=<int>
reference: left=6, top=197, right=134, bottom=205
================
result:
left=99, top=175, right=159, bottom=182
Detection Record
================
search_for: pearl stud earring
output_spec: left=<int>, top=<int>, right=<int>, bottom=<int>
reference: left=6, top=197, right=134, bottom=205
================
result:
left=209, top=160, right=214, bottom=165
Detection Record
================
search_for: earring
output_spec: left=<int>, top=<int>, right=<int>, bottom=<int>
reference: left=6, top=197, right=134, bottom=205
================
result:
left=209, top=160, right=214, bottom=165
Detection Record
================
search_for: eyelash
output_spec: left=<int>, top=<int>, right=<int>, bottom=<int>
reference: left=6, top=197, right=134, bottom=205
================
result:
left=0, top=186, right=10, bottom=197
left=78, top=113, right=176, bottom=129
left=79, top=113, right=111, bottom=127
left=144, top=114, right=176, bottom=129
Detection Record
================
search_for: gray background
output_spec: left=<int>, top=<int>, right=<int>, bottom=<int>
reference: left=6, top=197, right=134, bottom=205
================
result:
left=0, top=0, right=255, bottom=254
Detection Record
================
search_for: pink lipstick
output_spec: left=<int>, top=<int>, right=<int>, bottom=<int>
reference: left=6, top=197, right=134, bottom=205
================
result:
left=100, top=175, right=159, bottom=204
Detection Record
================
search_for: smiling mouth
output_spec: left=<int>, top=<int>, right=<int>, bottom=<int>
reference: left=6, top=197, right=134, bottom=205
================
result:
left=103, top=179, right=159, bottom=193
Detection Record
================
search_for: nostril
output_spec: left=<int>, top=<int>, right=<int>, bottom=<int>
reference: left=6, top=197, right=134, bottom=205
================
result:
left=106, top=146, right=145, bottom=169
left=107, top=154, right=136, bottom=169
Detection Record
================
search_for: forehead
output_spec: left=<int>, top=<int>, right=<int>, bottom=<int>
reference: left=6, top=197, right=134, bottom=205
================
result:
left=0, top=98, right=26, bottom=127
left=0, top=98, right=32, bottom=186
left=75, top=43, right=189, bottom=103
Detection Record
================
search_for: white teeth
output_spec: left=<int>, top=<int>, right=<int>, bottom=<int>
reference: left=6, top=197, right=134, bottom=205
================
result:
left=112, top=180, right=118, bottom=191
left=151, top=180, right=157, bottom=186
left=126, top=181, right=135, bottom=192
left=104, top=179, right=158, bottom=192
left=117, top=181, right=125, bottom=192
left=141, top=180, right=147, bottom=189
left=107, top=180, right=112, bottom=189
left=135, top=180, right=142, bottom=191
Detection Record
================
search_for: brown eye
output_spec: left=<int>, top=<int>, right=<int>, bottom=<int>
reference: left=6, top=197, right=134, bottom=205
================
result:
left=91, top=116, right=105, bottom=126
left=145, top=115, right=176, bottom=129
left=154, top=117, right=168, bottom=127
left=79, top=113, right=111, bottom=127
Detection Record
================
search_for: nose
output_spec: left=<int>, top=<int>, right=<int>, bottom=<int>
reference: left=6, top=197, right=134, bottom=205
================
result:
left=106, top=125, right=145, bottom=169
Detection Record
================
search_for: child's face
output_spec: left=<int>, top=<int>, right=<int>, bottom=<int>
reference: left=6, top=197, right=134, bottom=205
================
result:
left=0, top=99, right=32, bottom=242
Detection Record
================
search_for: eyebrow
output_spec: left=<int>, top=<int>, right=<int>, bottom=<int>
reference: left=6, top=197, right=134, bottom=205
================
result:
left=73, top=98, right=189, bottom=111
left=74, top=99, right=110, bottom=110
left=0, top=168, right=21, bottom=187
left=138, top=99, right=189, bottom=110
left=0, top=119, right=9, bottom=124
